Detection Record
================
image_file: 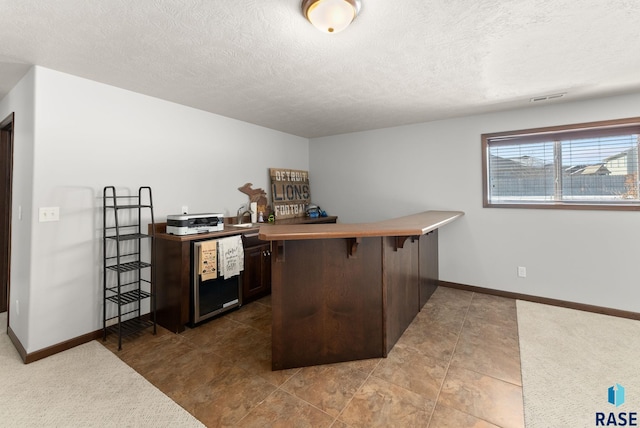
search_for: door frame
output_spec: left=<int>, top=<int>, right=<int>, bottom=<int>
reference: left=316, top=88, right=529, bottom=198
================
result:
left=1, top=112, right=14, bottom=323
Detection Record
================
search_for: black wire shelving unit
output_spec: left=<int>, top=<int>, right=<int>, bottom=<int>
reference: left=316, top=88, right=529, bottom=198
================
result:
left=102, top=186, right=156, bottom=350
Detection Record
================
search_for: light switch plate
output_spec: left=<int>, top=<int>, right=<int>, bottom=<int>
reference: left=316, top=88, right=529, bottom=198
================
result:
left=517, top=266, right=527, bottom=278
left=39, top=207, right=60, bottom=222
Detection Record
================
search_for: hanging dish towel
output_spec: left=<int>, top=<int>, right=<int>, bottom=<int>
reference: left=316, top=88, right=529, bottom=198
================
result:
left=198, top=240, right=218, bottom=281
left=219, top=235, right=244, bottom=279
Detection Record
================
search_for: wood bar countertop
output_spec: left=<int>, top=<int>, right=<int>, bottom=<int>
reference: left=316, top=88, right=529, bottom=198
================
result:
left=258, top=210, right=464, bottom=241
left=268, top=209, right=464, bottom=369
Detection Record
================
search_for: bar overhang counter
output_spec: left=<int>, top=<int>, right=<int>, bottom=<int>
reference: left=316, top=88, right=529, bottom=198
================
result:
left=258, top=210, right=464, bottom=370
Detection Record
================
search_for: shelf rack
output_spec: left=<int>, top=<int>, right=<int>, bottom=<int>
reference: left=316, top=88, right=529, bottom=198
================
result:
left=103, top=186, right=156, bottom=350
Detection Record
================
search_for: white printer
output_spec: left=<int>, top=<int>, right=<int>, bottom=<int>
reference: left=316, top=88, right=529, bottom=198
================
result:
left=166, top=213, right=224, bottom=235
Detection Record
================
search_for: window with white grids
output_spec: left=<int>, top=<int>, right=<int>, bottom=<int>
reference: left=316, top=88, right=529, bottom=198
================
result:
left=482, top=118, right=640, bottom=210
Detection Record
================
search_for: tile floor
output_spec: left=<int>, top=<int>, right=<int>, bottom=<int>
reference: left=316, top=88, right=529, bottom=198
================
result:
left=101, top=286, right=525, bottom=427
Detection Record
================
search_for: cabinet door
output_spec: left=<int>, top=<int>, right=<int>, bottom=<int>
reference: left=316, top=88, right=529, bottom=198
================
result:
left=242, top=243, right=271, bottom=303
left=260, top=245, right=271, bottom=295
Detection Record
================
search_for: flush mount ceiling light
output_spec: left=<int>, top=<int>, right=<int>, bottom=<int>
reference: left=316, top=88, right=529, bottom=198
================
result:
left=302, top=0, right=361, bottom=34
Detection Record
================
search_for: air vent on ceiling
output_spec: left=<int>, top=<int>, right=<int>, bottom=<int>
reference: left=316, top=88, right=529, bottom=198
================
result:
left=530, top=93, right=567, bottom=103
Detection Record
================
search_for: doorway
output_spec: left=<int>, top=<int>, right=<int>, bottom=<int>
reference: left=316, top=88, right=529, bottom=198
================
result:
left=0, top=112, right=14, bottom=316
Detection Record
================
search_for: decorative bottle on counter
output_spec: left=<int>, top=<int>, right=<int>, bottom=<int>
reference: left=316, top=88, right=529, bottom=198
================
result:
left=250, top=202, right=257, bottom=223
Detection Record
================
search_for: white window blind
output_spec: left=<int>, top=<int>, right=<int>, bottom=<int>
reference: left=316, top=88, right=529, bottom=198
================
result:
left=483, top=119, right=640, bottom=209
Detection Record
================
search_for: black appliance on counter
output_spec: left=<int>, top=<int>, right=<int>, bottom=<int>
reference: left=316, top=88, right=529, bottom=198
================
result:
left=191, top=239, right=241, bottom=324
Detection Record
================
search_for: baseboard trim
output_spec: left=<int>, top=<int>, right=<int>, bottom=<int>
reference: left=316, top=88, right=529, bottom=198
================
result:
left=439, top=281, right=640, bottom=321
left=9, top=285, right=639, bottom=363
left=8, top=327, right=103, bottom=364
left=10, top=314, right=153, bottom=363
left=7, top=325, right=27, bottom=363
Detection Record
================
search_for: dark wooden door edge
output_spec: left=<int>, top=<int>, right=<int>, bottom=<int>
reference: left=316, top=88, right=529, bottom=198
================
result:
left=438, top=281, right=640, bottom=321
left=1, top=112, right=14, bottom=316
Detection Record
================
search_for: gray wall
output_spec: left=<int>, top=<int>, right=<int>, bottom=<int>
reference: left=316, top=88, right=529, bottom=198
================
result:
left=0, top=66, right=309, bottom=353
left=2, top=64, right=639, bottom=353
left=310, top=92, right=640, bottom=313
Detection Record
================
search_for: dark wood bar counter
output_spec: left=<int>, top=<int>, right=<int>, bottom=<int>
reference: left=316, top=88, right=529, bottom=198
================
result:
left=150, top=216, right=337, bottom=333
left=258, top=210, right=464, bottom=370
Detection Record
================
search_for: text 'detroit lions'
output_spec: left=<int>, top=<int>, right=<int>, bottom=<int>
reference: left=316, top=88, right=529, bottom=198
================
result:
left=269, top=168, right=310, bottom=219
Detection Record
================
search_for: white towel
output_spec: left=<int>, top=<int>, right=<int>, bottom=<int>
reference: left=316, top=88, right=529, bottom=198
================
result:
left=219, top=235, right=244, bottom=279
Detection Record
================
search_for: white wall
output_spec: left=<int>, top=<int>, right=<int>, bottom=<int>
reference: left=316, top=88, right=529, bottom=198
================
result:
left=310, top=93, right=640, bottom=313
left=2, top=66, right=308, bottom=353
left=3, top=65, right=639, bottom=353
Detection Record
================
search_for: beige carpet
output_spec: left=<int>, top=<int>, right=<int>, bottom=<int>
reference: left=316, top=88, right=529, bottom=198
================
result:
left=517, top=300, right=640, bottom=427
left=0, top=312, right=204, bottom=427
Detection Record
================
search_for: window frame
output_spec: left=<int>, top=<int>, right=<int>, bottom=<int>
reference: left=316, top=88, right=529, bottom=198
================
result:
left=482, top=117, right=640, bottom=211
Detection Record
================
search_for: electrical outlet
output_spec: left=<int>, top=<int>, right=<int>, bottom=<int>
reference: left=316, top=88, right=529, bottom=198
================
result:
left=39, top=206, right=59, bottom=222
left=181, top=205, right=189, bottom=214
left=15, top=300, right=19, bottom=315
left=518, top=266, right=527, bottom=278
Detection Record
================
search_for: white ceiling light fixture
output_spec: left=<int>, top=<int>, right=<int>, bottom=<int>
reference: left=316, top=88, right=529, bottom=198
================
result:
left=302, top=0, right=361, bottom=34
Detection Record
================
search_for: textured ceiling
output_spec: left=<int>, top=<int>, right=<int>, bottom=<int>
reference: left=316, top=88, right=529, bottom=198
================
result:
left=1, top=0, right=640, bottom=138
